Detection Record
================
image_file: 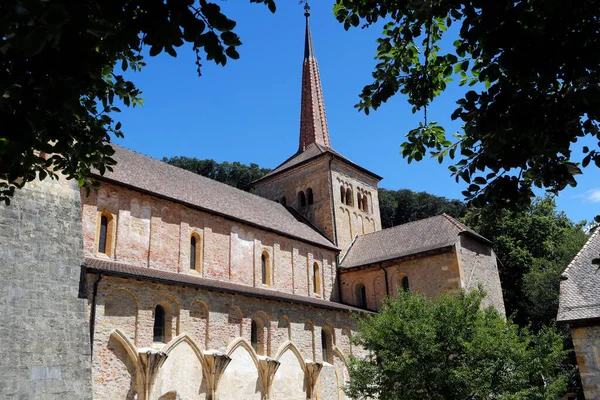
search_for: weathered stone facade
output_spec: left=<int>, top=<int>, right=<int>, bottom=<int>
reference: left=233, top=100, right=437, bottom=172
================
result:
left=0, top=177, right=93, bottom=399
left=570, top=325, right=600, bottom=399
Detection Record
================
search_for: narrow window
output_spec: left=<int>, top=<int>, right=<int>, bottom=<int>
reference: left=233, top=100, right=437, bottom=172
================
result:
left=363, top=195, right=369, bottom=213
left=340, top=186, right=346, bottom=203
left=313, top=262, right=322, bottom=296
left=261, top=252, right=271, bottom=286
left=357, top=284, right=367, bottom=308
left=346, top=188, right=353, bottom=206
left=298, top=191, right=306, bottom=207
left=98, top=215, right=108, bottom=254
left=251, top=320, right=258, bottom=352
left=321, top=329, right=332, bottom=363
left=357, top=193, right=362, bottom=210
left=190, top=236, right=197, bottom=270
left=307, top=188, right=314, bottom=205
left=401, top=276, right=410, bottom=292
left=261, top=253, right=267, bottom=285
left=280, top=197, right=287, bottom=207
left=153, top=305, right=166, bottom=343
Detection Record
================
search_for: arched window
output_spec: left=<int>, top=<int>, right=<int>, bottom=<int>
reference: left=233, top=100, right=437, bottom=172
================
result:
left=251, top=320, right=258, bottom=352
left=261, top=251, right=272, bottom=286
left=357, top=192, right=363, bottom=210
left=97, top=213, right=114, bottom=256
left=321, top=328, right=332, bottom=363
left=313, top=262, right=322, bottom=296
left=280, top=196, right=287, bottom=207
left=307, top=188, right=314, bottom=205
left=356, top=284, right=367, bottom=308
left=153, top=305, right=166, bottom=343
left=340, top=186, right=346, bottom=203
left=190, top=233, right=201, bottom=271
left=298, top=191, right=307, bottom=208
left=363, top=195, right=369, bottom=213
left=401, top=276, right=410, bottom=292
left=346, top=188, right=353, bottom=206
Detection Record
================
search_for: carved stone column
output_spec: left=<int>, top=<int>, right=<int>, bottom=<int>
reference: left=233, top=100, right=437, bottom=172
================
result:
left=258, top=356, right=281, bottom=399
left=203, top=350, right=232, bottom=400
left=304, top=361, right=323, bottom=399
left=138, top=348, right=168, bottom=400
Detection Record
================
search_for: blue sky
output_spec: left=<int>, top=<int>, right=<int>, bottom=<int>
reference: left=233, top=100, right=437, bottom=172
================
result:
left=113, top=1, right=599, bottom=225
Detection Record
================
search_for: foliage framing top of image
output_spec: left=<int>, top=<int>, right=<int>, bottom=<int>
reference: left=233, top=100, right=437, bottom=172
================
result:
left=334, top=0, right=600, bottom=212
left=0, top=0, right=275, bottom=204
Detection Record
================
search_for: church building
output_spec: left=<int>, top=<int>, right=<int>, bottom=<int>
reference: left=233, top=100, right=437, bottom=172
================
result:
left=0, top=7, right=504, bottom=400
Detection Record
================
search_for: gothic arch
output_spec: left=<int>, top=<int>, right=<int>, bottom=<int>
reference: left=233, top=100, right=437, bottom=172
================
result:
left=190, top=300, right=209, bottom=349
left=109, top=328, right=144, bottom=396
left=226, top=338, right=261, bottom=369
left=273, top=341, right=307, bottom=368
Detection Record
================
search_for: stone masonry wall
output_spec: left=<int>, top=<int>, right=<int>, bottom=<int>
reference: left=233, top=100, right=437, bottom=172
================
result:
left=331, top=161, right=382, bottom=256
left=254, top=157, right=335, bottom=243
left=456, top=235, right=506, bottom=316
left=81, top=181, right=337, bottom=301
left=90, top=275, right=357, bottom=399
left=571, top=324, right=600, bottom=399
left=0, top=177, right=92, bottom=399
left=339, top=250, right=461, bottom=310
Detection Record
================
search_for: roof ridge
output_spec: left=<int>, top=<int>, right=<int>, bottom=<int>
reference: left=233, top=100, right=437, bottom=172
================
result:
left=562, top=226, right=600, bottom=278
left=442, top=213, right=467, bottom=232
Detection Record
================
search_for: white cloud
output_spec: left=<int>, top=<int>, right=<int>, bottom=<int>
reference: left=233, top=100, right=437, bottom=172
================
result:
left=581, top=189, right=600, bottom=203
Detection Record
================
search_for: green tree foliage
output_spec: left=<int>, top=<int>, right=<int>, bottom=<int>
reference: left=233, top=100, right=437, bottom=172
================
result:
left=345, top=288, right=570, bottom=400
left=378, top=188, right=466, bottom=228
left=163, top=156, right=271, bottom=191
left=462, top=197, right=588, bottom=329
left=0, top=0, right=275, bottom=204
left=334, top=0, right=600, bottom=212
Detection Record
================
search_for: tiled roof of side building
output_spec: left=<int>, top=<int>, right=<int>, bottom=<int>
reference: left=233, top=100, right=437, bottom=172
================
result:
left=340, top=214, right=491, bottom=269
left=83, top=257, right=368, bottom=314
left=557, top=228, right=600, bottom=323
left=92, top=144, right=337, bottom=250
left=254, top=143, right=382, bottom=184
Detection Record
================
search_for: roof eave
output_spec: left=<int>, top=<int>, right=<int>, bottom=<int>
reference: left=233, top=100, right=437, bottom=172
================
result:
left=339, top=244, right=455, bottom=271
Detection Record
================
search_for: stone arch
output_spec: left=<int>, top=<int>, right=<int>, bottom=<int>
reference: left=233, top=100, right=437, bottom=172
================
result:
left=96, top=210, right=116, bottom=257
left=340, top=185, right=346, bottom=204
left=261, top=250, right=273, bottom=286
left=189, top=300, right=209, bottom=349
left=250, top=311, right=271, bottom=356
left=154, top=293, right=180, bottom=343
left=340, top=327, right=352, bottom=355
left=152, top=333, right=207, bottom=400
left=108, top=329, right=143, bottom=399
left=219, top=338, right=262, bottom=399
left=104, top=288, right=138, bottom=344
left=189, top=231, right=202, bottom=273
left=345, top=187, right=353, bottom=206
left=320, top=323, right=335, bottom=364
left=272, top=342, right=307, bottom=400
left=228, top=306, right=243, bottom=338
left=373, top=275, right=386, bottom=310
left=352, top=279, right=368, bottom=308
left=304, top=320, right=316, bottom=361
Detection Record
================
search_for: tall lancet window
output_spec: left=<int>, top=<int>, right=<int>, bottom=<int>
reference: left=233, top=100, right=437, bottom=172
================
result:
left=153, top=305, right=166, bottom=343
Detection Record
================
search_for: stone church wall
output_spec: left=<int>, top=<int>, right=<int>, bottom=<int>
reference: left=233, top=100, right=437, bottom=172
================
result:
left=456, top=235, right=506, bottom=315
left=254, top=157, right=336, bottom=243
left=339, top=250, right=461, bottom=310
left=570, top=324, right=600, bottom=399
left=81, top=182, right=337, bottom=300
left=331, top=161, right=382, bottom=255
left=90, top=275, right=357, bottom=399
left=0, top=177, right=93, bottom=399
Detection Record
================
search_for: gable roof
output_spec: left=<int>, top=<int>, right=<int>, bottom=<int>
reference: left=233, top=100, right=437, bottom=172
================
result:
left=340, top=214, right=490, bottom=269
left=557, top=228, right=600, bottom=323
left=92, top=144, right=337, bottom=251
left=253, top=143, right=382, bottom=184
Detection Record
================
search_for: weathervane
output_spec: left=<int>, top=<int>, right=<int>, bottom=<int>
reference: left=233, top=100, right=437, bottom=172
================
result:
left=300, top=0, right=310, bottom=17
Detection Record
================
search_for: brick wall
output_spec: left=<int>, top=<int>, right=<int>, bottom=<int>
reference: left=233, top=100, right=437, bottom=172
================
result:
left=91, top=275, right=357, bottom=399
left=81, top=182, right=337, bottom=301
left=0, top=177, right=92, bottom=399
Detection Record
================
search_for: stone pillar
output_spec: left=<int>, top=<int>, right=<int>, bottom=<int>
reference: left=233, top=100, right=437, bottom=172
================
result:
left=258, top=356, right=281, bottom=399
left=138, top=348, right=168, bottom=400
left=304, top=361, right=323, bottom=399
left=203, top=350, right=232, bottom=400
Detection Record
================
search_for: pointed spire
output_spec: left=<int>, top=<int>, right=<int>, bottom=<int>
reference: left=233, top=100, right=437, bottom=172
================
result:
left=299, top=2, right=331, bottom=151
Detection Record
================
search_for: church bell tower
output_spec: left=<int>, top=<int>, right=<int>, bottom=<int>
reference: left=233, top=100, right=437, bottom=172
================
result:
left=254, top=4, right=382, bottom=254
